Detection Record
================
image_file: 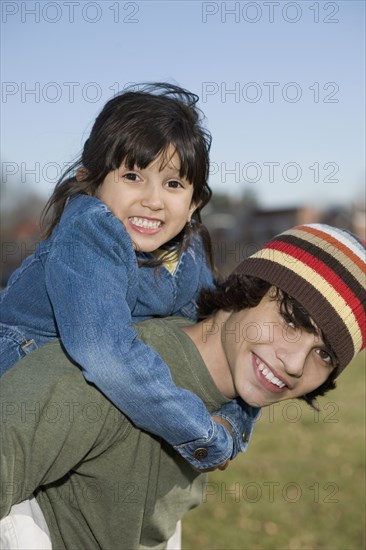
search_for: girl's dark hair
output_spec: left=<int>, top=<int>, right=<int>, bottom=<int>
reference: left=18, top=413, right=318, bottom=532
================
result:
left=41, top=82, right=215, bottom=269
left=197, top=275, right=337, bottom=408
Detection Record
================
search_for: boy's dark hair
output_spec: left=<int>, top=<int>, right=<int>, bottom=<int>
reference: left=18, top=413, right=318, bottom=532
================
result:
left=41, top=82, right=215, bottom=269
left=197, top=275, right=337, bottom=408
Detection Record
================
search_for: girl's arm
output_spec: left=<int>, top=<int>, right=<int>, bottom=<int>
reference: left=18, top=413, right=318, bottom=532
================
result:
left=173, top=235, right=261, bottom=460
left=45, top=205, right=232, bottom=470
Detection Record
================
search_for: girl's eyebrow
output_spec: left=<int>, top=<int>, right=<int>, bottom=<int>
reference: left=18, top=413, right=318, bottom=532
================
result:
left=161, top=166, right=184, bottom=177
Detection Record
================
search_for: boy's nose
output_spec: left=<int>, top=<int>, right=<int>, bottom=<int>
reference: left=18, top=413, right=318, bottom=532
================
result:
left=280, top=351, right=306, bottom=378
left=276, top=331, right=315, bottom=378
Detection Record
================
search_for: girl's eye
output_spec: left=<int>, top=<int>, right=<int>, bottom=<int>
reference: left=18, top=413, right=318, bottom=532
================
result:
left=122, top=172, right=140, bottom=182
left=166, top=180, right=183, bottom=189
left=315, top=348, right=334, bottom=366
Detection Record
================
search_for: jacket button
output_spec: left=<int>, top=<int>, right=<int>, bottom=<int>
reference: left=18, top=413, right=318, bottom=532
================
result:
left=194, top=448, right=208, bottom=461
left=242, top=431, right=248, bottom=442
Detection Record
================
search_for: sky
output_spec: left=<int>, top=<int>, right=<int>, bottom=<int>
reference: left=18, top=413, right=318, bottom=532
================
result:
left=1, top=0, right=365, bottom=209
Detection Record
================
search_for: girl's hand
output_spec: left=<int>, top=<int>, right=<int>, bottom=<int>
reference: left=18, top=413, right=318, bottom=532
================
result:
left=190, top=416, right=232, bottom=473
left=212, top=416, right=232, bottom=470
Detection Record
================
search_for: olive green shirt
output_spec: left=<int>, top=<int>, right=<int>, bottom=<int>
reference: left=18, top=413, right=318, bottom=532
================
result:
left=0, top=318, right=230, bottom=549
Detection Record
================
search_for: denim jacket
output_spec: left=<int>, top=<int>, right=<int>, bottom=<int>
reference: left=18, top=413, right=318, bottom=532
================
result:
left=0, top=194, right=259, bottom=468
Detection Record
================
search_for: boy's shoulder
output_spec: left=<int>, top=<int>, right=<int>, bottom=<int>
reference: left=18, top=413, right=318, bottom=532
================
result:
left=136, top=317, right=230, bottom=413
left=0, top=339, right=88, bottom=394
left=0, top=339, right=120, bottom=426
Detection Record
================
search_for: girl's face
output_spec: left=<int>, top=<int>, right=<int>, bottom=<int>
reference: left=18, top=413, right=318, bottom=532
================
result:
left=96, top=147, right=197, bottom=252
left=219, top=291, right=336, bottom=408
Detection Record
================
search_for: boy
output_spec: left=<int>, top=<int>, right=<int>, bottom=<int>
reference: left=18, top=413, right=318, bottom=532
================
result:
left=1, top=224, right=365, bottom=549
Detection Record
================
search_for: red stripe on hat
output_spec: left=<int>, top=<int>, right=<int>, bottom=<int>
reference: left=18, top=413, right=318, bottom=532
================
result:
left=265, top=240, right=366, bottom=348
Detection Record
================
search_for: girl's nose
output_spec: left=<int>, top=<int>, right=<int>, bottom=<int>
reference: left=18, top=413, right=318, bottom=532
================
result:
left=141, top=182, right=164, bottom=211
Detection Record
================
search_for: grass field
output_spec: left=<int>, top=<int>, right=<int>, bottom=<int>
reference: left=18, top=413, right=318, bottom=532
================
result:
left=182, top=352, right=366, bottom=550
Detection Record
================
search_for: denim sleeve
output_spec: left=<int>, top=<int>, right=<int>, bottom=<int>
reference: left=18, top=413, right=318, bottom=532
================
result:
left=212, top=399, right=261, bottom=458
left=174, top=240, right=261, bottom=459
left=45, top=208, right=233, bottom=469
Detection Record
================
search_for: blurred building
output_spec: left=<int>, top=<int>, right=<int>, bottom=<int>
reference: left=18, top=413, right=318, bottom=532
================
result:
left=202, top=193, right=364, bottom=276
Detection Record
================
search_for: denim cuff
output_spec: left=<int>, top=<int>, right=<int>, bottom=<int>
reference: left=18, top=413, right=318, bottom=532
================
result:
left=173, top=419, right=233, bottom=470
left=213, top=400, right=261, bottom=459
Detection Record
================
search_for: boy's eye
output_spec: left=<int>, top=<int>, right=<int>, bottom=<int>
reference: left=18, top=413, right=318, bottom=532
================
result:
left=315, top=348, right=334, bottom=366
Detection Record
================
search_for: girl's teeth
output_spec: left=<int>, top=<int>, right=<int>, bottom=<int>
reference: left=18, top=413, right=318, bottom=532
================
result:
left=130, top=217, right=161, bottom=229
left=257, top=361, right=285, bottom=388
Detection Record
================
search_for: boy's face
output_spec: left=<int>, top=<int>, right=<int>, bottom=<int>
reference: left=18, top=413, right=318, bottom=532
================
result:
left=95, top=146, right=197, bottom=253
left=221, top=290, right=336, bottom=407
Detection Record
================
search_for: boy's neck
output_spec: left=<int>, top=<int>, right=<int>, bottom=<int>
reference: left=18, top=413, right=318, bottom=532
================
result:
left=181, top=310, right=237, bottom=399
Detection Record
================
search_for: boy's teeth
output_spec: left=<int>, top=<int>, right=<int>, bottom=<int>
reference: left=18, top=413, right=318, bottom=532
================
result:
left=257, top=361, right=285, bottom=388
left=130, top=217, right=161, bottom=229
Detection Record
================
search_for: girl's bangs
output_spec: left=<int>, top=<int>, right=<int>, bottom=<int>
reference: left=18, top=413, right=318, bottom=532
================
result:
left=114, top=131, right=200, bottom=185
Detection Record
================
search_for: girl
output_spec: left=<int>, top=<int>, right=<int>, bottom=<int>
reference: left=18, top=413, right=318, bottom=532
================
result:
left=0, top=83, right=253, bottom=470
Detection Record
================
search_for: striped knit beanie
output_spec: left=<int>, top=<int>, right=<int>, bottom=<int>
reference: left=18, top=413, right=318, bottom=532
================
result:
left=233, top=224, right=366, bottom=375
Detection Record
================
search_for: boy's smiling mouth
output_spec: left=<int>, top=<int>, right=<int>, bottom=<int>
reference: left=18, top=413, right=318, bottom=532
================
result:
left=253, top=354, right=288, bottom=391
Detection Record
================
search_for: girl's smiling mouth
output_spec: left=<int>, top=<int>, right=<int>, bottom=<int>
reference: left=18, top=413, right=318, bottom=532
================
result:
left=128, top=217, right=163, bottom=233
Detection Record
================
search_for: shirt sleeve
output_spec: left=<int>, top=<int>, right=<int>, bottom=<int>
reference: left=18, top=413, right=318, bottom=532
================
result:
left=44, top=207, right=233, bottom=469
